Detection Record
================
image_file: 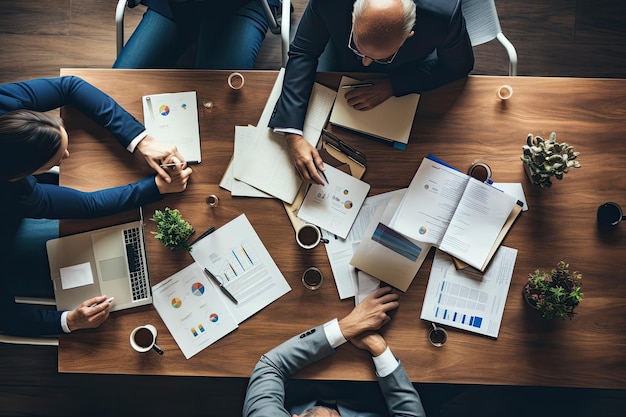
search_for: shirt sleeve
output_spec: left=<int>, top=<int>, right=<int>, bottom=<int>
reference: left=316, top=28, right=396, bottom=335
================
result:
left=372, top=346, right=400, bottom=377
left=322, top=318, right=347, bottom=349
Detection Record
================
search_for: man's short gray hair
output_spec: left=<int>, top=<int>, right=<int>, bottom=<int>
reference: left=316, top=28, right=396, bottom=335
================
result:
left=352, top=0, right=417, bottom=36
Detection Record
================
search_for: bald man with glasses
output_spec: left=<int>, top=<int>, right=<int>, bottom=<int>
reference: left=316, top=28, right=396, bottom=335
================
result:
left=269, top=0, right=474, bottom=185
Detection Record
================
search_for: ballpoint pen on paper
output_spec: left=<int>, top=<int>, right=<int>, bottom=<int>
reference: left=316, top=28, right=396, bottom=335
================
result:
left=341, top=83, right=373, bottom=89
left=204, top=268, right=239, bottom=305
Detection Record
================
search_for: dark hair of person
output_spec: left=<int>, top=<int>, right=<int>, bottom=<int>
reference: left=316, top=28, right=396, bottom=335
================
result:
left=0, top=109, right=64, bottom=181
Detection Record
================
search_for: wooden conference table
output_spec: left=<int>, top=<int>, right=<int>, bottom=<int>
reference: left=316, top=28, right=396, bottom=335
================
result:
left=57, top=69, right=626, bottom=390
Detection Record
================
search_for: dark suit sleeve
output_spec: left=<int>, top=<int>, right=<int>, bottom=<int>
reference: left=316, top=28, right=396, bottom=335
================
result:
left=243, top=325, right=334, bottom=417
left=0, top=289, right=63, bottom=336
left=19, top=176, right=162, bottom=220
left=268, top=0, right=329, bottom=131
left=389, top=0, right=474, bottom=95
left=378, top=360, right=427, bottom=417
left=0, top=76, right=145, bottom=148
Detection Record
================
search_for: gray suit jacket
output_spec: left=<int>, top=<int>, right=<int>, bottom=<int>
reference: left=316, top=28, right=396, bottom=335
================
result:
left=242, top=324, right=426, bottom=417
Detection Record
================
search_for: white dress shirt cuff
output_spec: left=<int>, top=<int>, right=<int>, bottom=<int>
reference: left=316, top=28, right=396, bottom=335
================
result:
left=60, top=311, right=71, bottom=333
left=273, top=127, right=304, bottom=137
left=126, top=130, right=148, bottom=152
left=372, top=346, right=399, bottom=377
left=323, top=318, right=347, bottom=349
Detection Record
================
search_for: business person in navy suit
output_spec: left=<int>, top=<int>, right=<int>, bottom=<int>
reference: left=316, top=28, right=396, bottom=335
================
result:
left=0, top=76, right=193, bottom=336
left=243, top=287, right=426, bottom=417
left=270, top=0, right=474, bottom=185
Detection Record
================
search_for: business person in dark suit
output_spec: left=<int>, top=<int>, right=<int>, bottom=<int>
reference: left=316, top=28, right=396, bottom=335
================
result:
left=270, top=0, right=474, bottom=185
left=0, top=76, right=192, bottom=336
left=243, top=287, right=426, bottom=417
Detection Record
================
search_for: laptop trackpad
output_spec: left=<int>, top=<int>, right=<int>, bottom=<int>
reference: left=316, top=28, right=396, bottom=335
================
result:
left=92, top=229, right=127, bottom=282
left=99, top=256, right=127, bottom=282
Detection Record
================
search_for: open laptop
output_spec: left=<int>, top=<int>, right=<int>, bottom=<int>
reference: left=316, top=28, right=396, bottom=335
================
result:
left=47, top=217, right=152, bottom=312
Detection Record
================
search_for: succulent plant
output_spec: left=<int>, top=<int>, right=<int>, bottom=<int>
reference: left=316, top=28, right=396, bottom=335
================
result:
left=520, top=132, right=581, bottom=188
left=522, top=261, right=583, bottom=320
left=151, top=207, right=195, bottom=251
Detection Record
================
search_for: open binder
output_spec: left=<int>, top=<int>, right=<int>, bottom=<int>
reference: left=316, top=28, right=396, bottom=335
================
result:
left=283, top=129, right=367, bottom=231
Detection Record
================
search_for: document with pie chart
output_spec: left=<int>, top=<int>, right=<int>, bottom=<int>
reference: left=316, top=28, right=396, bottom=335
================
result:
left=297, top=165, right=370, bottom=239
left=152, top=262, right=238, bottom=359
left=142, top=91, right=202, bottom=163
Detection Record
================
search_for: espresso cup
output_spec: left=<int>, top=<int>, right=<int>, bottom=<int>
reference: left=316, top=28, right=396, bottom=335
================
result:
left=597, top=202, right=624, bottom=227
left=130, top=324, right=163, bottom=354
left=496, top=84, right=513, bottom=100
left=428, top=323, right=448, bottom=347
left=295, top=224, right=329, bottom=249
left=302, top=267, right=324, bottom=290
left=467, top=161, right=492, bottom=183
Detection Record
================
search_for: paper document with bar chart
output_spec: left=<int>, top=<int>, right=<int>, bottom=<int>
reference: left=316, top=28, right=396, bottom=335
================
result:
left=420, top=247, right=517, bottom=338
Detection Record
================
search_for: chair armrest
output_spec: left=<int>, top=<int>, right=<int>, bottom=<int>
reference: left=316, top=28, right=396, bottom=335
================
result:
left=496, top=32, right=518, bottom=76
left=280, top=0, right=291, bottom=67
left=116, top=0, right=127, bottom=57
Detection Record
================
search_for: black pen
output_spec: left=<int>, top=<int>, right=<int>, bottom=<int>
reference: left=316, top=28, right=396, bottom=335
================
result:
left=341, top=83, right=373, bottom=89
left=204, top=268, right=239, bottom=305
left=189, top=225, right=215, bottom=247
left=318, top=168, right=329, bottom=184
left=159, top=160, right=199, bottom=168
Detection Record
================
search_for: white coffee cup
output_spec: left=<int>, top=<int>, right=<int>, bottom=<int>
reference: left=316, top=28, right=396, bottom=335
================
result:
left=496, top=84, right=513, bottom=100
left=130, top=324, right=163, bottom=354
left=295, top=224, right=329, bottom=249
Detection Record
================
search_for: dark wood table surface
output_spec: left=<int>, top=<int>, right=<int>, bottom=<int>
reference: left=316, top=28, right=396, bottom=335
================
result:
left=57, top=69, right=626, bottom=390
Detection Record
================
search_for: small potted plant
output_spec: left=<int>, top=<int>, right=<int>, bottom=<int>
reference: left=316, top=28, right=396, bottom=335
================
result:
left=522, top=261, right=583, bottom=320
left=150, top=207, right=195, bottom=252
left=520, top=132, right=581, bottom=188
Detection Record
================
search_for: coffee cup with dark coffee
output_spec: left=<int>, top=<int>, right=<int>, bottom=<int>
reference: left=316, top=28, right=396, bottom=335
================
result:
left=295, top=223, right=329, bottom=249
left=597, top=202, right=624, bottom=227
left=302, top=267, right=324, bottom=290
left=130, top=324, right=163, bottom=354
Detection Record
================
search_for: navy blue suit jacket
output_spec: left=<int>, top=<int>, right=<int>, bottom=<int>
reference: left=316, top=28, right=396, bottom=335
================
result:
left=269, top=0, right=474, bottom=131
left=0, top=76, right=162, bottom=336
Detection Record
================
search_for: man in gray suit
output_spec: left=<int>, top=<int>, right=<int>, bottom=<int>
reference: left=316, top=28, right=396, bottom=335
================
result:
left=242, top=286, right=426, bottom=416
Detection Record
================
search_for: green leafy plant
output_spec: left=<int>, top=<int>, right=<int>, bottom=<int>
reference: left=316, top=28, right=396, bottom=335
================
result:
left=522, top=261, right=583, bottom=320
left=150, top=207, right=194, bottom=252
left=520, top=132, right=581, bottom=188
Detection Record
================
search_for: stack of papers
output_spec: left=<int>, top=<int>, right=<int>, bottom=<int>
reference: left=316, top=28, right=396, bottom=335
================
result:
left=221, top=69, right=338, bottom=204
left=152, top=214, right=291, bottom=358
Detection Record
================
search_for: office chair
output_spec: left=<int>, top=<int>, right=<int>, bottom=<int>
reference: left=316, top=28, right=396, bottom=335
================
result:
left=115, top=0, right=291, bottom=67
left=461, top=0, right=518, bottom=76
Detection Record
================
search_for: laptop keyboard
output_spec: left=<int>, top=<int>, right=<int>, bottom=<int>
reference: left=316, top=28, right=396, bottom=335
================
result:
left=123, top=227, right=150, bottom=301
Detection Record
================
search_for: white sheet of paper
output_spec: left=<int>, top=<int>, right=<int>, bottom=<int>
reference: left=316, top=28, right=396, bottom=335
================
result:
left=190, top=214, right=291, bottom=323
left=355, top=270, right=381, bottom=305
left=323, top=191, right=401, bottom=299
left=297, top=165, right=371, bottom=239
left=142, top=91, right=201, bottom=162
left=152, top=262, right=239, bottom=359
left=60, top=262, right=93, bottom=290
left=221, top=126, right=272, bottom=198
left=235, top=69, right=337, bottom=204
left=492, top=182, right=529, bottom=211
left=420, top=246, right=517, bottom=338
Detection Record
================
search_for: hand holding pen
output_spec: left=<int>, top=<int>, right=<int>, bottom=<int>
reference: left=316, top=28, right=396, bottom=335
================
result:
left=343, top=79, right=394, bottom=111
left=136, top=134, right=186, bottom=184
left=154, top=156, right=193, bottom=194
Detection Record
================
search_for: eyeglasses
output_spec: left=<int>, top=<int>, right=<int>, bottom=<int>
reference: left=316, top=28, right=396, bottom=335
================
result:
left=347, top=27, right=398, bottom=65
